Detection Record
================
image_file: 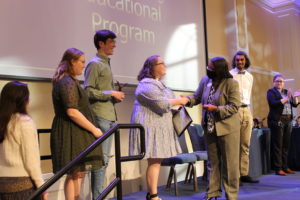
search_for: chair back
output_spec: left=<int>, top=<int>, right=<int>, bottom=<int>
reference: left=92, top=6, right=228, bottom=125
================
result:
left=187, top=124, right=207, bottom=151
left=178, top=133, right=189, bottom=153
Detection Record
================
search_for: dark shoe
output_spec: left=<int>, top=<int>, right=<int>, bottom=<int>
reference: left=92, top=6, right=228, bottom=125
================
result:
left=203, top=194, right=218, bottom=200
left=146, top=193, right=161, bottom=200
left=283, top=168, right=296, bottom=174
left=146, top=192, right=150, bottom=200
left=240, top=175, right=259, bottom=183
left=239, top=179, right=243, bottom=186
left=275, top=170, right=287, bottom=176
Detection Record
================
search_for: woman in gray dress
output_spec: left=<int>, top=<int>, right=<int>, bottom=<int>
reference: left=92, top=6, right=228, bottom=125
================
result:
left=129, top=55, right=189, bottom=200
left=51, top=48, right=103, bottom=200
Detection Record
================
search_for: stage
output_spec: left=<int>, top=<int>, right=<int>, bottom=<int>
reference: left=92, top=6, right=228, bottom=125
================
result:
left=110, top=172, right=300, bottom=200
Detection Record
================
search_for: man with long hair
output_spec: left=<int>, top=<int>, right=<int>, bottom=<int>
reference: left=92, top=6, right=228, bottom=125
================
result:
left=230, top=51, right=259, bottom=184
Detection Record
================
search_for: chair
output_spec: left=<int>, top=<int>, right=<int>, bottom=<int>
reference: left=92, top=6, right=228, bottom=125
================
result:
left=161, top=125, right=208, bottom=196
left=187, top=124, right=208, bottom=181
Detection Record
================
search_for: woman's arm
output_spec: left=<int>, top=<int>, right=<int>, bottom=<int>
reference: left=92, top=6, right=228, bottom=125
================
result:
left=58, top=77, right=103, bottom=138
left=66, top=108, right=103, bottom=138
left=169, top=96, right=190, bottom=107
left=20, top=117, right=49, bottom=200
left=20, top=116, right=44, bottom=188
left=187, top=76, right=208, bottom=107
left=292, top=90, right=300, bottom=106
left=267, top=89, right=283, bottom=107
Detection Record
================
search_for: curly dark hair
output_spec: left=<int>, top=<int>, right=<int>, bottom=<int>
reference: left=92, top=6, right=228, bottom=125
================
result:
left=232, top=51, right=251, bottom=69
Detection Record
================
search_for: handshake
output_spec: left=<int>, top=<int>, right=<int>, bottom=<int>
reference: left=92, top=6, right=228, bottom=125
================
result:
left=173, top=95, right=218, bottom=112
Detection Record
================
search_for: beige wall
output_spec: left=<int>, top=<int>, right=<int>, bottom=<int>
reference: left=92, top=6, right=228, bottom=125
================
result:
left=246, top=1, right=279, bottom=120
left=246, top=1, right=279, bottom=72
left=206, top=0, right=229, bottom=58
left=206, top=0, right=300, bottom=121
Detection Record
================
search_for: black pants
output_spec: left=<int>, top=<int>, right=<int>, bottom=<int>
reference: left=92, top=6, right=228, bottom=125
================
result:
left=268, top=118, right=292, bottom=171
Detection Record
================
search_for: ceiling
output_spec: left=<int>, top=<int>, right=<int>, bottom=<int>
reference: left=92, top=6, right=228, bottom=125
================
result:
left=251, top=0, right=300, bottom=12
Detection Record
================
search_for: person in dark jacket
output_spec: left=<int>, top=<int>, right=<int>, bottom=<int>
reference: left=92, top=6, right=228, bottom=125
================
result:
left=267, top=73, right=300, bottom=176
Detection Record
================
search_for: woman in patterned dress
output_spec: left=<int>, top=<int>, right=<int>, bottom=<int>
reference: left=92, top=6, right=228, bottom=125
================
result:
left=51, top=48, right=103, bottom=200
left=129, top=55, right=189, bottom=200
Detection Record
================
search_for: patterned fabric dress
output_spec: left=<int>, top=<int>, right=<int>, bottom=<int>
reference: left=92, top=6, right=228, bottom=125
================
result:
left=129, top=78, right=182, bottom=159
left=51, top=75, right=103, bottom=173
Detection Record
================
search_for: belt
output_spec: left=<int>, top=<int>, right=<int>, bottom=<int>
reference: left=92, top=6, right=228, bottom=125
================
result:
left=0, top=177, right=34, bottom=193
left=241, top=104, right=249, bottom=107
left=280, top=115, right=292, bottom=119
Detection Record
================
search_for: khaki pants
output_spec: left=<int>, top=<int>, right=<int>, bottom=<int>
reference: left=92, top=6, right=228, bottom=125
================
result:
left=238, top=107, right=253, bottom=176
left=205, top=130, right=240, bottom=200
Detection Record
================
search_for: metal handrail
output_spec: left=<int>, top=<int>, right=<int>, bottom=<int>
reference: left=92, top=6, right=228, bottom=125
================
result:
left=28, top=123, right=145, bottom=200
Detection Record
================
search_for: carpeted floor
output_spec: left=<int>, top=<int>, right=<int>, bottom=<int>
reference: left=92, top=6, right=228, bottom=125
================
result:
left=109, top=172, right=300, bottom=200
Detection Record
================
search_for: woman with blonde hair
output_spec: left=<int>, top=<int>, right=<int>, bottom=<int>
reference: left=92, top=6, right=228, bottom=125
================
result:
left=51, top=48, right=103, bottom=200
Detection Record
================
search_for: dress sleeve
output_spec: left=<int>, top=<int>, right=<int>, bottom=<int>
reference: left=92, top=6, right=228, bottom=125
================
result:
left=19, top=116, right=44, bottom=188
left=136, top=82, right=171, bottom=115
left=58, top=77, right=79, bottom=110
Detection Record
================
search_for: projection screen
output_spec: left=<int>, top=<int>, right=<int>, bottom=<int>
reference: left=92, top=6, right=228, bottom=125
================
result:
left=0, top=0, right=207, bottom=91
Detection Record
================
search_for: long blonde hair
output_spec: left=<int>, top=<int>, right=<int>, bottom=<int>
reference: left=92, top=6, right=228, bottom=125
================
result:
left=52, top=48, right=84, bottom=82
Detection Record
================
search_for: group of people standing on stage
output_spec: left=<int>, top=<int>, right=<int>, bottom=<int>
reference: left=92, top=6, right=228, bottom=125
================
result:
left=0, top=28, right=300, bottom=200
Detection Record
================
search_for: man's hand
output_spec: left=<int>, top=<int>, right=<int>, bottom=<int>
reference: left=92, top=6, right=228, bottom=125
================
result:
left=111, top=91, right=125, bottom=102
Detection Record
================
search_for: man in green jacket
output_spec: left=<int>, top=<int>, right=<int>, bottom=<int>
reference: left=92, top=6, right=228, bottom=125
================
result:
left=84, top=29, right=125, bottom=200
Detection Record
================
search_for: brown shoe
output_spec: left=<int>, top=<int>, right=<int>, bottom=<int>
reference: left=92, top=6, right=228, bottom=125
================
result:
left=283, top=168, right=296, bottom=174
left=276, top=170, right=287, bottom=176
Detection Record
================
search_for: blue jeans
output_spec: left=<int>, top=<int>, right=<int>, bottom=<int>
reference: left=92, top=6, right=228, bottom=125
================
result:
left=91, top=117, right=115, bottom=200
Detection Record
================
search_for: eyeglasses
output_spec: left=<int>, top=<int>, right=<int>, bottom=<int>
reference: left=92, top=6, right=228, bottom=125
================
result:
left=274, top=80, right=284, bottom=83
